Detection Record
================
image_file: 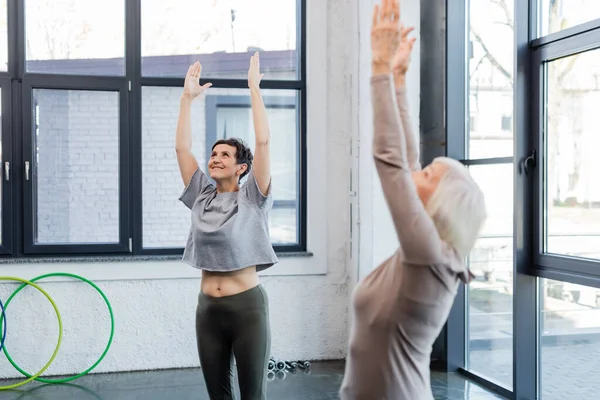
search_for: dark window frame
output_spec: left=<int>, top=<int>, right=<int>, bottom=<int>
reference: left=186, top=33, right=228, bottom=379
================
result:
left=0, top=0, right=307, bottom=258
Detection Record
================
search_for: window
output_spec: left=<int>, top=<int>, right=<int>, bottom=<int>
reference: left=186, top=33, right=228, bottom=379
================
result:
left=205, top=91, right=300, bottom=245
left=32, top=89, right=121, bottom=245
left=467, top=163, right=514, bottom=388
left=539, top=278, right=600, bottom=399
left=467, top=0, right=514, bottom=159
left=141, top=0, right=298, bottom=79
left=464, top=0, right=515, bottom=390
left=0, top=0, right=6, bottom=71
left=543, top=49, right=600, bottom=262
left=25, top=0, right=125, bottom=75
left=443, top=0, right=600, bottom=398
left=0, top=0, right=306, bottom=258
left=141, top=88, right=301, bottom=249
left=539, top=0, right=600, bottom=37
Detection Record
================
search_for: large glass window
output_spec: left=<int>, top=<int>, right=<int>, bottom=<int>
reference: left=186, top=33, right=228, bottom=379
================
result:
left=32, top=89, right=121, bottom=244
left=467, top=163, right=514, bottom=388
left=141, top=87, right=301, bottom=248
left=0, top=80, right=9, bottom=255
left=468, top=0, right=514, bottom=159
left=0, top=0, right=7, bottom=71
left=544, top=49, right=600, bottom=261
left=0, top=86, right=2, bottom=243
left=539, top=278, right=600, bottom=399
left=464, top=0, right=515, bottom=390
left=141, top=0, right=298, bottom=79
left=0, top=0, right=305, bottom=257
left=447, top=0, right=600, bottom=398
left=540, top=0, right=600, bottom=37
left=25, top=0, right=125, bottom=75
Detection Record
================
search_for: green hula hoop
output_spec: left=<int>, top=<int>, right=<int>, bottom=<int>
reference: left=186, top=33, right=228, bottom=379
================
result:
left=0, top=277, right=63, bottom=390
left=1, top=272, right=115, bottom=384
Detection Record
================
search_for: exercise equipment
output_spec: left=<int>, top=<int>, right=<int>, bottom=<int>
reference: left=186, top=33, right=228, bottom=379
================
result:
left=2, top=272, right=115, bottom=384
left=267, top=356, right=311, bottom=374
left=0, top=277, right=63, bottom=391
left=0, top=299, right=6, bottom=353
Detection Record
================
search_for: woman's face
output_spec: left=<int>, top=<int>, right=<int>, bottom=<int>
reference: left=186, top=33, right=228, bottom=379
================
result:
left=208, top=144, right=246, bottom=182
left=411, top=162, right=448, bottom=205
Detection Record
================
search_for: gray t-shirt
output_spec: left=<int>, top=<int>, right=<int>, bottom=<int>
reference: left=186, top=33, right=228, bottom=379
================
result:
left=179, top=168, right=278, bottom=272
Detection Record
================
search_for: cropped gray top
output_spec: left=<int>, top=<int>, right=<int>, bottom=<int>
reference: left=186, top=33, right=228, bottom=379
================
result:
left=179, top=168, right=278, bottom=272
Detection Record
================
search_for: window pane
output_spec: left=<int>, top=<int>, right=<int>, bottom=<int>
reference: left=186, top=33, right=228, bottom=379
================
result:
left=141, top=0, right=298, bottom=79
left=468, top=0, right=514, bottom=158
left=0, top=0, right=6, bottom=71
left=540, top=0, right=600, bottom=37
left=142, top=87, right=299, bottom=248
left=544, top=49, right=600, bottom=260
left=0, top=87, right=2, bottom=243
left=33, top=89, right=120, bottom=244
left=540, top=278, right=600, bottom=399
left=25, top=0, right=125, bottom=75
left=467, top=163, right=514, bottom=388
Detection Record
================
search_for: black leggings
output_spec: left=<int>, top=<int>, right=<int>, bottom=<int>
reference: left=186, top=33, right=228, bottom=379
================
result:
left=195, top=284, right=271, bottom=400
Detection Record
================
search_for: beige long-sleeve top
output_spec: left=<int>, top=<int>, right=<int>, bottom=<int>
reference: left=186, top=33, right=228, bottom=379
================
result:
left=339, top=75, right=472, bottom=400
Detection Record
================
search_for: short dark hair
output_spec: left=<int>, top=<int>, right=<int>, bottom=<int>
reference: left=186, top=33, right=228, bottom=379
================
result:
left=211, top=138, right=253, bottom=181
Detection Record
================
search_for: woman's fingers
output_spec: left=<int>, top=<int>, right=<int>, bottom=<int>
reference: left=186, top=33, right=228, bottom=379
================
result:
left=372, top=4, right=379, bottom=27
left=392, top=0, right=400, bottom=22
left=408, top=37, right=417, bottom=50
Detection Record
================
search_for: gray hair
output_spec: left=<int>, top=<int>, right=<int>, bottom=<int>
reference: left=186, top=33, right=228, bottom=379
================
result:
left=424, top=157, right=487, bottom=259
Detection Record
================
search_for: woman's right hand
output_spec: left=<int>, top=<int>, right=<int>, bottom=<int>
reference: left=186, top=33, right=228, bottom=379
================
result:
left=371, top=0, right=401, bottom=72
left=183, top=61, right=212, bottom=100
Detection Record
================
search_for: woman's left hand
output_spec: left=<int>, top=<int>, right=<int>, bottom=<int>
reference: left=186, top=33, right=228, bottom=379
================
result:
left=371, top=0, right=401, bottom=68
left=392, top=25, right=417, bottom=77
left=248, top=52, right=264, bottom=90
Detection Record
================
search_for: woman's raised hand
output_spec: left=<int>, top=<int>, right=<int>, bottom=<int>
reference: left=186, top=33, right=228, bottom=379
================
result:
left=392, top=25, right=417, bottom=77
left=183, top=61, right=212, bottom=100
left=371, top=0, right=401, bottom=69
left=248, top=52, right=264, bottom=90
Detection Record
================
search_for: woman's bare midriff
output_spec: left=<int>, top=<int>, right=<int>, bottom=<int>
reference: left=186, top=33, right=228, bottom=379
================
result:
left=201, top=265, right=259, bottom=297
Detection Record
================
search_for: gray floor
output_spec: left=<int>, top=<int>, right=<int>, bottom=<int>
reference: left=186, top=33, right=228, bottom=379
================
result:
left=0, top=361, right=506, bottom=399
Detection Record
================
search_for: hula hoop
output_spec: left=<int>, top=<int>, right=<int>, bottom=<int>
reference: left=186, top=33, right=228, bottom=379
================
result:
left=0, top=276, right=63, bottom=391
left=0, top=298, right=6, bottom=353
left=2, top=272, right=115, bottom=384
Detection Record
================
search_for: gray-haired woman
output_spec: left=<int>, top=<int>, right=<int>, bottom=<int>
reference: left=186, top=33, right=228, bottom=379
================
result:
left=340, top=1, right=487, bottom=399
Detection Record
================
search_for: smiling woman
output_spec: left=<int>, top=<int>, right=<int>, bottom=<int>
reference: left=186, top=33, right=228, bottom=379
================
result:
left=174, top=53, right=278, bottom=400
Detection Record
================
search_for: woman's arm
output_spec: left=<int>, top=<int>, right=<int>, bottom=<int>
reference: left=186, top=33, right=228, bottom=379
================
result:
left=176, top=62, right=212, bottom=187
left=394, top=80, right=421, bottom=171
left=371, top=0, right=443, bottom=265
left=371, top=75, right=443, bottom=265
left=392, top=25, right=420, bottom=171
left=176, top=95, right=199, bottom=187
left=248, top=52, right=271, bottom=196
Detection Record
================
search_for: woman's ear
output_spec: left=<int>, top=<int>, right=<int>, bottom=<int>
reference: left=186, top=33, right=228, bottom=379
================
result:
left=236, top=163, right=248, bottom=176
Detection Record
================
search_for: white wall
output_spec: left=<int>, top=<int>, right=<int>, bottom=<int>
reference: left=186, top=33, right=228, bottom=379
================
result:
left=356, top=0, right=420, bottom=280
left=0, top=0, right=420, bottom=379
